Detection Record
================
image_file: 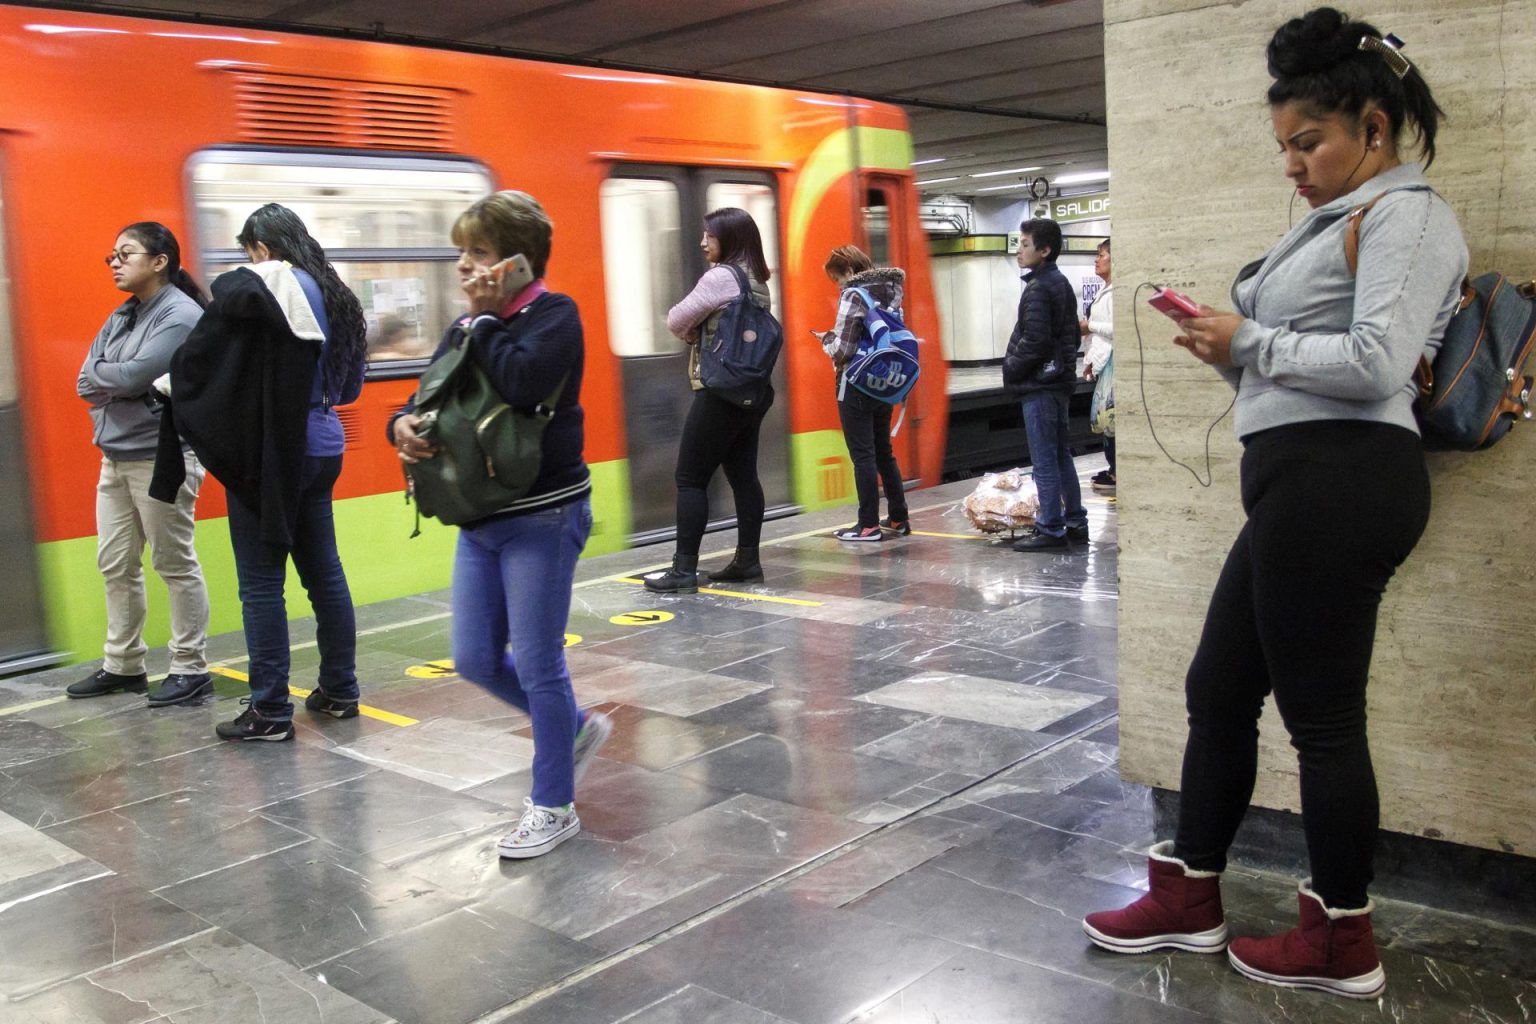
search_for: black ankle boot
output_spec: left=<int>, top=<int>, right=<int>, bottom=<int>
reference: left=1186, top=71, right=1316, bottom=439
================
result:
left=708, top=547, right=763, bottom=583
left=643, top=554, right=698, bottom=594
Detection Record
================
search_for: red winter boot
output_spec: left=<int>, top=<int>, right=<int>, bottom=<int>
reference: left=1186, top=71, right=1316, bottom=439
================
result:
left=1082, top=841, right=1228, bottom=953
left=1227, top=879, right=1386, bottom=999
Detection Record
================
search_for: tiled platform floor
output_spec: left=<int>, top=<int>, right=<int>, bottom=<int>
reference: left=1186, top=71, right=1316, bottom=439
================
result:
left=1, top=465, right=1532, bottom=1023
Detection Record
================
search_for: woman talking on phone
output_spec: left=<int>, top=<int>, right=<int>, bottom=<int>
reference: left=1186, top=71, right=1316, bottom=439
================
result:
left=391, top=191, right=609, bottom=860
left=1082, top=8, right=1466, bottom=1000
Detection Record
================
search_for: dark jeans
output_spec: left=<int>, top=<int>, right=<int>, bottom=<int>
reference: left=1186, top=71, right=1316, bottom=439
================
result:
left=1104, top=434, right=1117, bottom=476
left=1174, top=421, right=1430, bottom=909
left=226, top=455, right=358, bottom=721
left=837, top=388, right=908, bottom=529
left=675, top=387, right=771, bottom=559
left=1021, top=390, right=1086, bottom=536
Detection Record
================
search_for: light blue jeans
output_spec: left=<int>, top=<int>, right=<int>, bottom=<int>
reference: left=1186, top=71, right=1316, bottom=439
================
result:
left=452, top=498, right=592, bottom=807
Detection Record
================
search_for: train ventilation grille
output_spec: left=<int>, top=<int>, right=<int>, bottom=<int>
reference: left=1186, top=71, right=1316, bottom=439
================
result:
left=233, top=73, right=455, bottom=151
left=335, top=406, right=363, bottom=450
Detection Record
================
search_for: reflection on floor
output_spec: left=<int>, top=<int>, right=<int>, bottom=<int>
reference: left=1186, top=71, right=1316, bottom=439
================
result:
left=1, top=469, right=1531, bottom=1023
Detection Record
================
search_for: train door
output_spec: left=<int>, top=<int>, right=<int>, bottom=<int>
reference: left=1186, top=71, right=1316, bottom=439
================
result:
left=0, top=162, right=56, bottom=673
left=600, top=167, right=793, bottom=545
left=861, top=175, right=924, bottom=481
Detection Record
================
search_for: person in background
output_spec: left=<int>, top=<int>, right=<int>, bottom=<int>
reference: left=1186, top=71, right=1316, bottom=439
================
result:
left=817, top=244, right=910, bottom=542
left=391, top=190, right=609, bottom=859
left=156, top=204, right=367, bottom=741
left=1081, top=239, right=1115, bottom=493
left=643, top=207, right=774, bottom=592
left=1083, top=7, right=1466, bottom=1000
left=1002, top=217, right=1088, bottom=552
left=72, top=222, right=211, bottom=707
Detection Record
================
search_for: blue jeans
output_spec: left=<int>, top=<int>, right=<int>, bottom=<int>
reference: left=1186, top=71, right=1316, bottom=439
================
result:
left=227, top=455, right=358, bottom=721
left=1021, top=391, right=1086, bottom=537
left=453, top=498, right=592, bottom=807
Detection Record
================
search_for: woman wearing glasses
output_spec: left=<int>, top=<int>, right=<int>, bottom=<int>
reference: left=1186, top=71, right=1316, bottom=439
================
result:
left=155, top=204, right=368, bottom=741
left=72, top=223, right=212, bottom=708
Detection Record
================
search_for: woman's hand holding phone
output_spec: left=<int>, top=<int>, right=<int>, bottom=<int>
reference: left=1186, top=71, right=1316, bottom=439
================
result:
left=1173, top=304, right=1246, bottom=368
left=463, top=254, right=534, bottom=315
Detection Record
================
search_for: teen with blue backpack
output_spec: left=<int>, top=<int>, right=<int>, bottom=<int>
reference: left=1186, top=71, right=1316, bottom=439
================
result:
left=817, top=246, right=917, bottom=543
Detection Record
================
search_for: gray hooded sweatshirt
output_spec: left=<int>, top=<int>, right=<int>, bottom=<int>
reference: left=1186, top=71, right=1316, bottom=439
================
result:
left=78, top=284, right=203, bottom=460
left=1226, top=162, right=1468, bottom=440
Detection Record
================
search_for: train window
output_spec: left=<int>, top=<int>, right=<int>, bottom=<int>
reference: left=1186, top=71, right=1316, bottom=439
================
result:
left=599, top=177, right=685, bottom=357
left=704, top=181, right=783, bottom=316
left=862, top=187, right=891, bottom=267
left=187, top=152, right=492, bottom=367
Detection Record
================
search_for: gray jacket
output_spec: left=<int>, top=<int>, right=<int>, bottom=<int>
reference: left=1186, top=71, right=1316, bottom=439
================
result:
left=78, top=285, right=204, bottom=460
left=1226, top=163, right=1468, bottom=440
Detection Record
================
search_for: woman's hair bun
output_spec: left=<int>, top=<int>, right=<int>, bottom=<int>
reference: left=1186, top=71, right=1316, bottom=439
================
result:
left=1267, top=7, right=1374, bottom=78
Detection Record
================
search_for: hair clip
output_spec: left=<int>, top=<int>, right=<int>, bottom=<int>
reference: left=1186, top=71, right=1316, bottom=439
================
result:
left=1359, top=33, right=1412, bottom=79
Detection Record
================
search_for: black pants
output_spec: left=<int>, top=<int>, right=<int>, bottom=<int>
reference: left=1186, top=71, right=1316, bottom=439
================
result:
left=837, top=388, right=909, bottom=529
left=674, top=387, right=770, bottom=559
left=1104, top=434, right=1117, bottom=475
left=1174, top=420, right=1430, bottom=909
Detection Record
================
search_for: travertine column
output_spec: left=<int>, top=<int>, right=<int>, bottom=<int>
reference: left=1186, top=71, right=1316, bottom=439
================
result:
left=1105, top=0, right=1536, bottom=856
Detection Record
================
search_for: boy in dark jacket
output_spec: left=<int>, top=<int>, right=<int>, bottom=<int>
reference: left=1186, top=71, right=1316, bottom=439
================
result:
left=1001, top=218, right=1087, bottom=551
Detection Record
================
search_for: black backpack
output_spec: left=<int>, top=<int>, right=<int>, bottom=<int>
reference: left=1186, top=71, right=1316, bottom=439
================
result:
left=696, top=264, right=783, bottom=408
left=1347, top=196, right=1536, bottom=450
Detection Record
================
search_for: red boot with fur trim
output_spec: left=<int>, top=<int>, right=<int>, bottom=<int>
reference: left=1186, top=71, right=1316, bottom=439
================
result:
left=1082, top=841, right=1229, bottom=954
left=1227, top=879, right=1386, bottom=999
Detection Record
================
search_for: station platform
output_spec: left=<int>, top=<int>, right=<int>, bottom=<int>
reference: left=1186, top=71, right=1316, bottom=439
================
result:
left=0, top=464, right=1528, bottom=1023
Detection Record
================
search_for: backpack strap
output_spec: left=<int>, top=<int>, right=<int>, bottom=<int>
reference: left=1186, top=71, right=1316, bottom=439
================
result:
left=723, top=262, right=765, bottom=308
left=1342, top=190, right=1447, bottom=403
left=847, top=287, right=887, bottom=345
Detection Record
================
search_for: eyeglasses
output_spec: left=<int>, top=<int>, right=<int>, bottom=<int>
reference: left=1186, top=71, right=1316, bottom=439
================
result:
left=104, top=249, right=153, bottom=266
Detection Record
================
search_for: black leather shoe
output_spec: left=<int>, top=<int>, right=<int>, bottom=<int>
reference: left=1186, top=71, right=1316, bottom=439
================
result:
left=1067, top=524, right=1090, bottom=545
left=643, top=567, right=698, bottom=593
left=66, top=668, right=148, bottom=699
left=707, top=549, right=763, bottom=583
left=148, top=672, right=213, bottom=707
left=1012, top=529, right=1069, bottom=552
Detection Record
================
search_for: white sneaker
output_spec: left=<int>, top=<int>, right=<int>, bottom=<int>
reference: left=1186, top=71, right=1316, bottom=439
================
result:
left=497, top=798, right=580, bottom=859
left=572, top=710, right=613, bottom=787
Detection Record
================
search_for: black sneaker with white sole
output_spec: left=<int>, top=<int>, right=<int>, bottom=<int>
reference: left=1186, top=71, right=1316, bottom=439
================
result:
left=834, top=526, right=882, bottom=542
left=879, top=517, right=912, bottom=536
left=305, top=689, right=360, bottom=719
left=216, top=699, right=295, bottom=742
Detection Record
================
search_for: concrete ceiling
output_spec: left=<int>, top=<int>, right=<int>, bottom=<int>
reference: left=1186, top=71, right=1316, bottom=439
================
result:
left=31, top=0, right=1108, bottom=199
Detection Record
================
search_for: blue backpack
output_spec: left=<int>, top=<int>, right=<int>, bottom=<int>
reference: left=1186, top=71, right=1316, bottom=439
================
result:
left=697, top=264, right=783, bottom=409
left=839, top=287, right=921, bottom=429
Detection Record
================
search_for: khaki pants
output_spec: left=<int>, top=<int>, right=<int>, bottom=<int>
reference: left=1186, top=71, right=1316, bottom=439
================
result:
left=96, top=453, right=209, bottom=675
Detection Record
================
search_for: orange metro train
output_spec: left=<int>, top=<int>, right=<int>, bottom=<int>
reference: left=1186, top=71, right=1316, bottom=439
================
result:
left=0, top=3, right=948, bottom=671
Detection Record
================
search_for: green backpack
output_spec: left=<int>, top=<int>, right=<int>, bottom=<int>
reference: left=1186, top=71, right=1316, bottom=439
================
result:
left=404, top=322, right=565, bottom=529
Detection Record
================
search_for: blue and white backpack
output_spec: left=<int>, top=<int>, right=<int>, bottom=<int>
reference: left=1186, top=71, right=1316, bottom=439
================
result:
left=838, top=287, right=921, bottom=432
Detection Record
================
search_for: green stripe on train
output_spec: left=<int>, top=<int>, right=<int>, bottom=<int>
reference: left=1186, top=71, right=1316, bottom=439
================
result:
left=35, top=458, right=632, bottom=667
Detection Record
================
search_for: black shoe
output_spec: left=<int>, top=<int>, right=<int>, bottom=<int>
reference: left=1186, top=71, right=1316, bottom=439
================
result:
left=148, top=672, right=213, bottom=707
left=880, top=517, right=912, bottom=536
left=305, top=688, right=360, bottom=719
left=1012, top=528, right=1069, bottom=552
left=66, top=668, right=148, bottom=699
left=643, top=557, right=698, bottom=594
left=708, top=547, right=763, bottom=583
left=216, top=699, right=295, bottom=742
left=1067, top=524, right=1091, bottom=545
left=1091, top=470, right=1115, bottom=486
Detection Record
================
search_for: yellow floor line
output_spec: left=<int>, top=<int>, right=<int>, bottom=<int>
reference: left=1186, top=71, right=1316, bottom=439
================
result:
left=209, top=666, right=418, bottom=727
left=0, top=695, right=69, bottom=716
left=616, top=576, right=824, bottom=607
left=910, top=529, right=990, bottom=541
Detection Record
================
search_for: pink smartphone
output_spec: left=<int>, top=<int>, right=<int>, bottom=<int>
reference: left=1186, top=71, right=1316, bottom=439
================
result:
left=1148, top=287, right=1203, bottom=320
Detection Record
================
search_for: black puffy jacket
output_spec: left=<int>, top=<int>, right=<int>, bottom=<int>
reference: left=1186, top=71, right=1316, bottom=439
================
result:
left=1002, top=262, right=1078, bottom=396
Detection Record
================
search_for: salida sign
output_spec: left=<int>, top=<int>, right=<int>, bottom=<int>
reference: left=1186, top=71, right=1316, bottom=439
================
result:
left=1050, top=193, right=1110, bottom=224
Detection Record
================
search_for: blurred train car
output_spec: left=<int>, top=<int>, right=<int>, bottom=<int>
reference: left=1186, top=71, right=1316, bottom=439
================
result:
left=0, top=4, right=947, bottom=671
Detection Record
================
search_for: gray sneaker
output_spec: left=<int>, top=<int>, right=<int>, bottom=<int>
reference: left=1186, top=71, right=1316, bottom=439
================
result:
left=572, top=710, right=613, bottom=787
left=498, top=798, right=580, bottom=859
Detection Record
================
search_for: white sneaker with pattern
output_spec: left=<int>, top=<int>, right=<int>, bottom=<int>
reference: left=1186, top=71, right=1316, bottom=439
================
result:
left=497, top=797, right=580, bottom=859
left=572, top=710, right=614, bottom=787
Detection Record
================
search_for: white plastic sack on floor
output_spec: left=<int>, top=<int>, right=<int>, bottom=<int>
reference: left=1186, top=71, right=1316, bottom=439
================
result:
left=963, top=469, right=1040, bottom=533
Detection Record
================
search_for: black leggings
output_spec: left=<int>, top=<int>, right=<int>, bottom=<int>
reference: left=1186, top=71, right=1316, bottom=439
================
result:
left=674, top=387, right=770, bottom=558
left=1174, top=420, right=1430, bottom=909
